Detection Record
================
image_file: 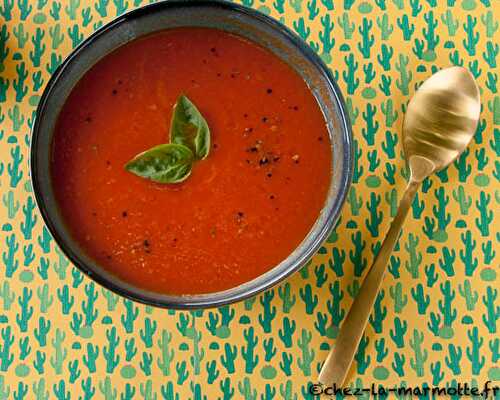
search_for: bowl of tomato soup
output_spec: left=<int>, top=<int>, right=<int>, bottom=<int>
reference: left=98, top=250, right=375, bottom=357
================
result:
left=31, top=0, right=352, bottom=308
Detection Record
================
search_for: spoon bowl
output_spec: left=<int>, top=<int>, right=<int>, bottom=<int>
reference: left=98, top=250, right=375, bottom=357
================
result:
left=404, top=66, right=480, bottom=180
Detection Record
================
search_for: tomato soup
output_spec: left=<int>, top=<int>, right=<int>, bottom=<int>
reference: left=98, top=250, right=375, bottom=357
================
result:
left=52, top=28, right=332, bottom=294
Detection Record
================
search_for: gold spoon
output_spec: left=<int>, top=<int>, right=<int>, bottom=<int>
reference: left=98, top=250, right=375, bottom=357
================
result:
left=318, top=66, right=481, bottom=387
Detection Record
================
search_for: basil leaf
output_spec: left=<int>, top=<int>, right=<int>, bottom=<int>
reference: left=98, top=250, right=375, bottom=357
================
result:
left=170, top=95, right=210, bottom=160
left=125, top=143, right=194, bottom=183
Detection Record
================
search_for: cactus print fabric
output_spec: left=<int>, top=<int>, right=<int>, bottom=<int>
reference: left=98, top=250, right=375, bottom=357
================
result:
left=0, top=0, right=499, bottom=399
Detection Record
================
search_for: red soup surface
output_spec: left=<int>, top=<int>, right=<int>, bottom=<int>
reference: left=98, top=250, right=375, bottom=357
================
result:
left=52, top=28, right=332, bottom=295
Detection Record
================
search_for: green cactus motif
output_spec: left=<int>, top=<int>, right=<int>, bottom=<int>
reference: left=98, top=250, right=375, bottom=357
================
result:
left=297, top=329, right=314, bottom=376
left=397, top=15, right=415, bottom=40
left=238, top=377, right=257, bottom=400
left=306, top=0, right=318, bottom=19
left=414, top=10, right=440, bottom=61
left=138, top=318, right=156, bottom=349
left=385, top=188, right=398, bottom=218
left=377, top=45, right=394, bottom=73
left=160, top=382, right=178, bottom=400
left=365, top=192, right=382, bottom=237
left=354, top=334, right=371, bottom=374
left=459, top=230, right=478, bottom=276
left=481, top=10, right=499, bottom=38
left=188, top=320, right=205, bottom=376
left=67, top=24, right=83, bottom=48
left=411, top=283, right=431, bottom=314
left=81, top=7, right=92, bottom=27
left=466, top=327, right=485, bottom=375
left=389, top=317, right=407, bottom=348
left=120, top=299, right=138, bottom=334
left=462, top=15, right=479, bottom=56
left=36, top=284, right=53, bottom=313
left=99, top=377, right=117, bottom=400
left=94, top=0, right=108, bottom=17
left=347, top=186, right=362, bottom=216
left=53, top=246, right=69, bottom=280
left=157, top=329, right=174, bottom=376
left=475, top=191, right=493, bottom=236
left=452, top=185, right=472, bottom=215
left=242, top=327, right=258, bottom=373
left=342, top=53, right=359, bottom=94
left=218, top=377, right=234, bottom=400
left=337, top=12, right=355, bottom=39
left=458, top=280, right=478, bottom=312
left=49, top=329, right=66, bottom=375
left=3, top=190, right=19, bottom=219
left=29, top=28, right=46, bottom=67
left=220, top=343, right=237, bottom=374
left=388, top=282, right=407, bottom=314
left=33, top=350, right=45, bottom=374
left=488, top=96, right=500, bottom=125
left=357, top=18, right=374, bottom=58
left=299, top=284, right=318, bottom=315
left=325, top=280, right=345, bottom=333
left=56, top=285, right=73, bottom=315
left=369, top=290, right=387, bottom=333
left=292, top=17, right=310, bottom=41
left=403, top=233, right=421, bottom=278
left=101, top=288, right=118, bottom=311
left=361, top=103, right=379, bottom=145
left=445, top=343, right=462, bottom=375
left=0, top=326, right=14, bottom=372
left=481, top=240, right=495, bottom=266
left=0, top=25, right=10, bottom=73
left=352, top=139, right=363, bottom=183
left=64, top=0, right=79, bottom=19
left=409, top=0, right=422, bottom=16
left=279, top=380, right=298, bottom=400
left=350, top=231, right=367, bottom=277
left=278, top=282, right=296, bottom=313
left=103, top=327, right=120, bottom=373
left=318, top=14, right=334, bottom=63
left=482, top=287, right=499, bottom=334
left=278, top=317, right=296, bottom=348
left=32, top=378, right=49, bottom=400
left=441, top=9, right=459, bottom=36
left=0, top=0, right=14, bottom=21
left=82, top=343, right=99, bottom=373
left=482, top=41, right=498, bottom=68
left=395, top=54, right=412, bottom=95
left=258, top=290, right=277, bottom=333
left=437, top=247, right=455, bottom=277
left=16, top=287, right=33, bottom=332
left=391, top=352, right=405, bottom=377
left=438, top=281, right=457, bottom=338
left=33, top=316, right=50, bottom=347
left=409, top=329, right=428, bottom=377
left=0, top=281, right=15, bottom=311
left=48, top=24, right=64, bottom=49
left=376, top=14, right=394, bottom=40
left=13, top=23, right=28, bottom=48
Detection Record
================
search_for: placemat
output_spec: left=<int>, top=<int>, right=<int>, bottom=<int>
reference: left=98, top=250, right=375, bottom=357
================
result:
left=0, top=0, right=498, bottom=398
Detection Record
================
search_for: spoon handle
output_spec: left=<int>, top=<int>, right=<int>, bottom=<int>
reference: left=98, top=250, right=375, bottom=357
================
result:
left=318, top=179, right=420, bottom=387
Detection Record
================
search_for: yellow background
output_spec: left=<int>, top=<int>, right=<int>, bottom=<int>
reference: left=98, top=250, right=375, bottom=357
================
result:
left=0, top=0, right=498, bottom=398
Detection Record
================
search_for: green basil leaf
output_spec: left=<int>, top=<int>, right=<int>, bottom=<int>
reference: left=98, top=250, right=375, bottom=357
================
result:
left=125, top=143, right=194, bottom=183
left=170, top=95, right=210, bottom=160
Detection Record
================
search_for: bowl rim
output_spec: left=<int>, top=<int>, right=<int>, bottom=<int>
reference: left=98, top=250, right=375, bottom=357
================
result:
left=31, top=0, right=353, bottom=309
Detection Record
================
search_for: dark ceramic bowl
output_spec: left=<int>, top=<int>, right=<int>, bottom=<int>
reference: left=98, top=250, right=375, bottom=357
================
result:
left=31, top=0, right=352, bottom=308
